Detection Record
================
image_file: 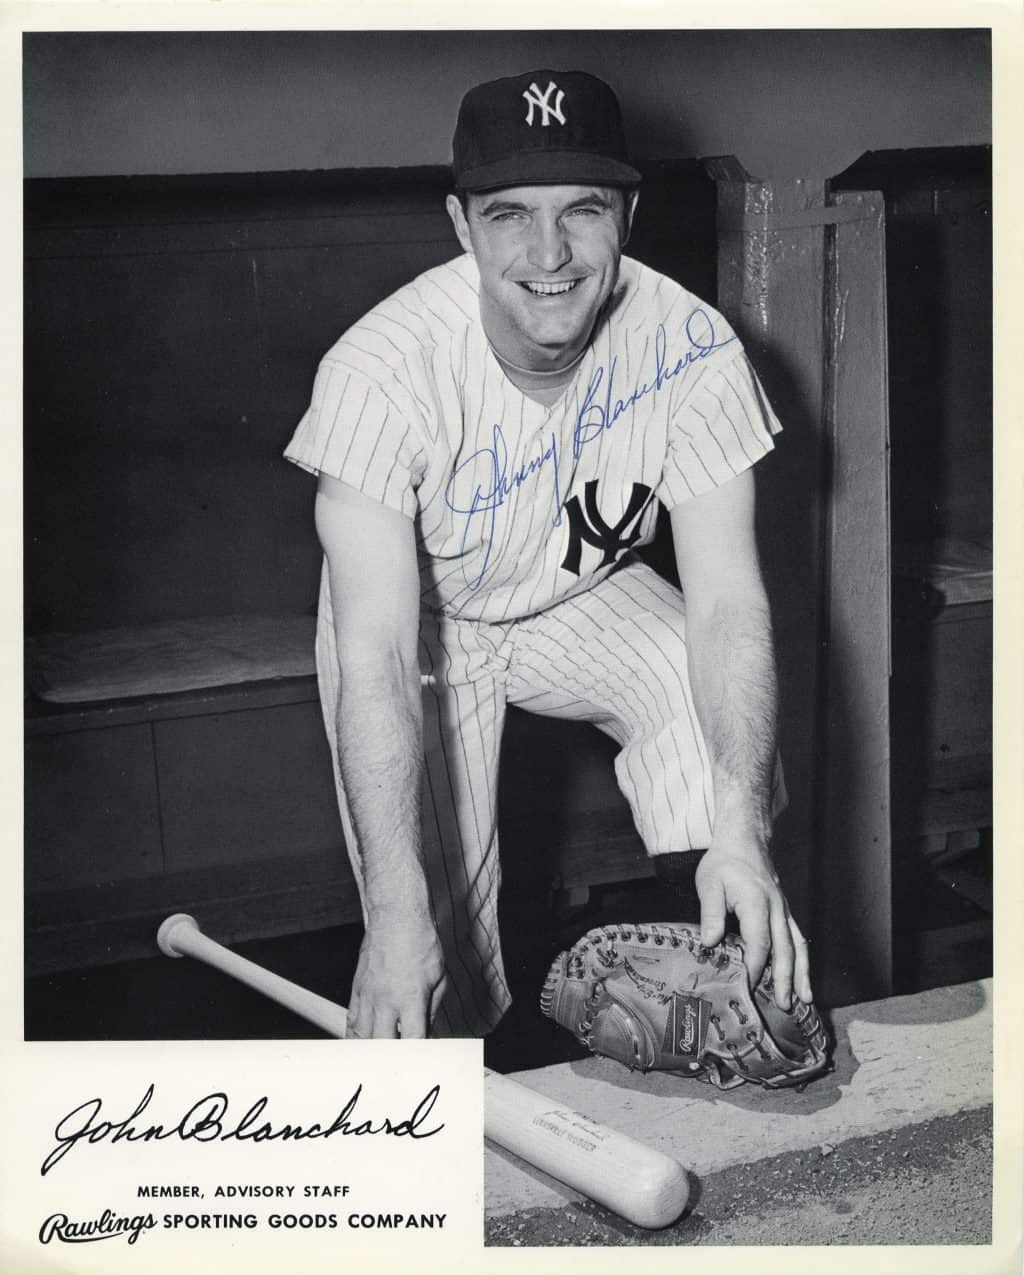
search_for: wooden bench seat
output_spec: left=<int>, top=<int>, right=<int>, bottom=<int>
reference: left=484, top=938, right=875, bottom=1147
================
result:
left=25, top=616, right=648, bottom=975
left=26, top=614, right=318, bottom=704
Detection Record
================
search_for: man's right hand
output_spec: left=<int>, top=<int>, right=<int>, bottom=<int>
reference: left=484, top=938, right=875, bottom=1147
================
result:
left=346, top=908, right=448, bottom=1039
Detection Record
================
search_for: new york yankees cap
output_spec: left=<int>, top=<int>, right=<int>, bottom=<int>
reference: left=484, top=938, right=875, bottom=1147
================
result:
left=452, top=69, right=642, bottom=193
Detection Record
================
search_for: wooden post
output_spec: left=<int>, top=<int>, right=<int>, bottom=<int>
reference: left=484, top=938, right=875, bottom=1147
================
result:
left=707, top=160, right=892, bottom=1005
left=708, top=158, right=830, bottom=971
left=820, top=191, right=892, bottom=1002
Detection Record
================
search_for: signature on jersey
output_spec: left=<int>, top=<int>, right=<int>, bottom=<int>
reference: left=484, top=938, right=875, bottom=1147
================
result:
left=442, top=308, right=734, bottom=591
left=574, top=307, right=735, bottom=459
left=444, top=423, right=562, bottom=590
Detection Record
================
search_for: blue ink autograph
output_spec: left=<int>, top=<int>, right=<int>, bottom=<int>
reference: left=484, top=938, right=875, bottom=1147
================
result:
left=574, top=307, right=735, bottom=459
left=442, top=310, right=732, bottom=590
left=444, top=423, right=562, bottom=589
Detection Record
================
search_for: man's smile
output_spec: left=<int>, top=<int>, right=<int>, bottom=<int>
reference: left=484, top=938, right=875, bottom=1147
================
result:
left=518, top=279, right=584, bottom=297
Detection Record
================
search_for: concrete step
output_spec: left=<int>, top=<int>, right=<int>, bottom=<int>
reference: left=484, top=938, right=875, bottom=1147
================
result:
left=485, top=978, right=993, bottom=1220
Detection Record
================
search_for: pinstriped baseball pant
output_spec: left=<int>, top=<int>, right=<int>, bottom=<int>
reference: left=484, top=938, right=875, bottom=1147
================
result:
left=315, top=557, right=784, bottom=1037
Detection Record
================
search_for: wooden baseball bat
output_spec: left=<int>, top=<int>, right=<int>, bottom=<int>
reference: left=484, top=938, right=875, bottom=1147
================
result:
left=157, top=913, right=690, bottom=1230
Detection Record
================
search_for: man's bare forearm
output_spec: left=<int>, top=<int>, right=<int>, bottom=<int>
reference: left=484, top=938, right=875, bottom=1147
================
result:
left=334, top=650, right=431, bottom=918
left=313, top=477, right=446, bottom=1034
left=669, top=473, right=807, bottom=1004
left=685, top=589, right=779, bottom=842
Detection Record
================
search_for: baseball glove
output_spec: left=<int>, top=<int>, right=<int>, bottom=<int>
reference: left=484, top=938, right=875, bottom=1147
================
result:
left=540, top=922, right=830, bottom=1090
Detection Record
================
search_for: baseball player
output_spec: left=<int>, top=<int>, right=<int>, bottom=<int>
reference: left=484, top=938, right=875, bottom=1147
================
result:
left=284, top=69, right=813, bottom=1040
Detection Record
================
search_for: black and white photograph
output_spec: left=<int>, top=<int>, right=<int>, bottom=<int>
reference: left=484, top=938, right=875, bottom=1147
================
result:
left=8, top=13, right=1019, bottom=1269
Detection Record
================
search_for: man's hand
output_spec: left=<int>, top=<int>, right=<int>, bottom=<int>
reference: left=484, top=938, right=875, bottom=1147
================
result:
left=347, top=907, right=447, bottom=1039
left=695, top=828, right=813, bottom=1012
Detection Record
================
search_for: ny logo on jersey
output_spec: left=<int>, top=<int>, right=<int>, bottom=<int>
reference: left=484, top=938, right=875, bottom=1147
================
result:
left=560, top=481, right=655, bottom=575
left=522, top=80, right=567, bottom=127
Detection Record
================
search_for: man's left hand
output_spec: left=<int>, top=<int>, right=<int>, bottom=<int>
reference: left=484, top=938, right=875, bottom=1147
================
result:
left=695, top=834, right=813, bottom=1010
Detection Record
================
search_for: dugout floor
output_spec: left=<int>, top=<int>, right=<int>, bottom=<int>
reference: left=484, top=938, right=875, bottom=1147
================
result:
left=484, top=1106, right=993, bottom=1246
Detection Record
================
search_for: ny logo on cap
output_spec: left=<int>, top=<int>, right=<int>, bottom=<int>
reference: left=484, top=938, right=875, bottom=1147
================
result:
left=522, top=80, right=567, bottom=127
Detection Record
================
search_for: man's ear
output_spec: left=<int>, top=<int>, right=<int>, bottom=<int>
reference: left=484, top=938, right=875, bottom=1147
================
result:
left=621, top=189, right=640, bottom=247
left=446, top=194, right=473, bottom=255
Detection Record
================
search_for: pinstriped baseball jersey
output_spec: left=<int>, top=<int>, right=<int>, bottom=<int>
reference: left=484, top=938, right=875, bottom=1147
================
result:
left=285, top=251, right=786, bottom=1036
left=285, top=252, right=781, bottom=618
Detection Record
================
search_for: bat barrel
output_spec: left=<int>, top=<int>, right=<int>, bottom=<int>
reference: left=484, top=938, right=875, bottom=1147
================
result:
left=483, top=1069, right=690, bottom=1230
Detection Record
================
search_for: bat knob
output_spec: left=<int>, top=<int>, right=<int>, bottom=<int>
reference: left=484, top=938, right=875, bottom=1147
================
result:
left=157, top=913, right=201, bottom=958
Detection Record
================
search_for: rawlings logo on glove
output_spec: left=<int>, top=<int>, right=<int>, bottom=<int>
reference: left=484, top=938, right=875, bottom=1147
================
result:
left=540, top=922, right=831, bottom=1090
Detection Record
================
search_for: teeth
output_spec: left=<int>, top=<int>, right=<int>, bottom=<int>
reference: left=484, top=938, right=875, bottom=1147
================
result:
left=523, top=280, right=579, bottom=296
